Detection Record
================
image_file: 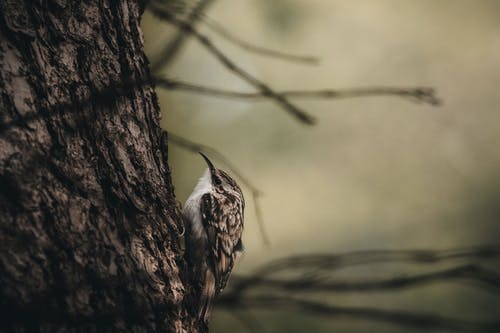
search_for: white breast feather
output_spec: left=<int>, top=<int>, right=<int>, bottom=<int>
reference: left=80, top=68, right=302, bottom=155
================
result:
left=184, top=168, right=212, bottom=241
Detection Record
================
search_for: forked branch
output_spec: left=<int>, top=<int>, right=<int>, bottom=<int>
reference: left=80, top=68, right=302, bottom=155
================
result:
left=149, top=4, right=316, bottom=125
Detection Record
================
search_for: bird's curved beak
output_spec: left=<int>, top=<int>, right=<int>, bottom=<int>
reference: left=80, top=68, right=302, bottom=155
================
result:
left=199, top=152, right=215, bottom=172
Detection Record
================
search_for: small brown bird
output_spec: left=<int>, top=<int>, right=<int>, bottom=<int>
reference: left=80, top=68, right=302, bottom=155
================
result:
left=183, top=153, right=245, bottom=324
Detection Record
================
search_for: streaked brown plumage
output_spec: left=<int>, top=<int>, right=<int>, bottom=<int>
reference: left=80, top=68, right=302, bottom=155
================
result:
left=183, top=153, right=244, bottom=325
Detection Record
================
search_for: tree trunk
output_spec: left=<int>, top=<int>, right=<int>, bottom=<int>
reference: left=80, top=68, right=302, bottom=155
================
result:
left=0, top=1, right=198, bottom=331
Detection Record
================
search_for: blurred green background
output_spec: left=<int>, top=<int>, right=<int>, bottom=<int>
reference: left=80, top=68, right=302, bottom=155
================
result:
left=142, top=1, right=500, bottom=331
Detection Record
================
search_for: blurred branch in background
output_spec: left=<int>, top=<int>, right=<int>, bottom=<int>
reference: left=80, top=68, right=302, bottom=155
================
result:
left=141, top=3, right=500, bottom=333
left=229, top=264, right=500, bottom=294
left=218, top=246, right=500, bottom=333
left=149, top=3, right=317, bottom=125
left=246, top=246, right=500, bottom=276
left=150, top=0, right=216, bottom=72
left=154, top=77, right=441, bottom=106
left=0, top=75, right=438, bottom=135
left=148, top=3, right=440, bottom=125
left=147, top=0, right=441, bottom=244
left=198, top=14, right=320, bottom=65
left=147, top=0, right=441, bottom=249
left=219, top=295, right=500, bottom=333
left=168, top=132, right=270, bottom=246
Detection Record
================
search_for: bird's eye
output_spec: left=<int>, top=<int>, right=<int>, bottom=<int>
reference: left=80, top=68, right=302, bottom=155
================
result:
left=213, top=176, right=222, bottom=186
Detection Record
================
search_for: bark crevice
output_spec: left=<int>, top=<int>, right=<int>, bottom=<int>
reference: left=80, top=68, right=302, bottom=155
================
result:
left=0, top=1, right=195, bottom=332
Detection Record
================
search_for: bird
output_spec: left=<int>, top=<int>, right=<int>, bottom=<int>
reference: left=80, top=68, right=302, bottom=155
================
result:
left=183, top=152, right=245, bottom=325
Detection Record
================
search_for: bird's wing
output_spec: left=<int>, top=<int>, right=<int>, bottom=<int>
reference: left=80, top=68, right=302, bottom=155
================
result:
left=200, top=193, right=243, bottom=294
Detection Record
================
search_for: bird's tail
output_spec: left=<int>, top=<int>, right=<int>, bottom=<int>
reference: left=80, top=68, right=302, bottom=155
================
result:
left=198, top=269, right=216, bottom=325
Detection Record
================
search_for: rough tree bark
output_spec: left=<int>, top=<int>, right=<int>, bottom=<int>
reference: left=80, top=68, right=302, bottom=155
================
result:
left=0, top=1, right=199, bottom=332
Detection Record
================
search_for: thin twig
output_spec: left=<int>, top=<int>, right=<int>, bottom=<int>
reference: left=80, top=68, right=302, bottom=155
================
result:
left=229, top=246, right=500, bottom=291
left=154, top=77, right=441, bottom=105
left=199, top=15, right=320, bottom=65
left=218, top=295, right=500, bottom=332
left=227, top=264, right=500, bottom=294
left=256, top=246, right=500, bottom=275
left=168, top=132, right=271, bottom=246
left=149, top=5, right=316, bottom=125
left=149, top=0, right=216, bottom=72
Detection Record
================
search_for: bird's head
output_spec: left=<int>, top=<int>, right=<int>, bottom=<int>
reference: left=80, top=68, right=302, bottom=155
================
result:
left=199, top=152, right=243, bottom=199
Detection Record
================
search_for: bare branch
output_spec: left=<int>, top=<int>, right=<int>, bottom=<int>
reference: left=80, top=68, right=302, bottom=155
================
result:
left=149, top=5, right=316, bottom=125
left=280, top=87, right=441, bottom=105
left=168, top=132, right=271, bottom=246
left=149, top=0, right=216, bottom=72
left=0, top=73, right=442, bottom=136
left=218, top=248, right=500, bottom=331
left=218, top=295, right=500, bottom=332
left=250, top=246, right=500, bottom=277
left=154, top=77, right=441, bottom=105
left=227, top=246, right=500, bottom=293
left=227, top=264, right=500, bottom=294
left=199, top=15, right=320, bottom=65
